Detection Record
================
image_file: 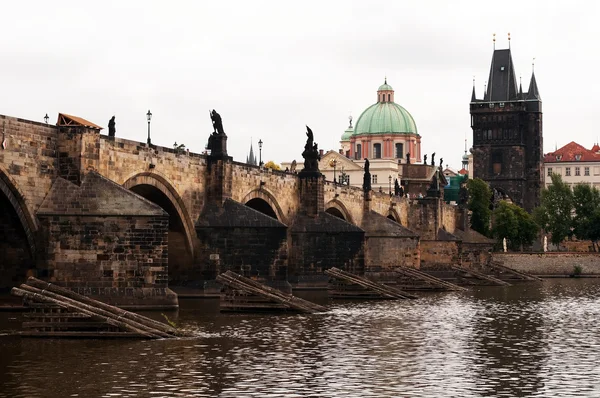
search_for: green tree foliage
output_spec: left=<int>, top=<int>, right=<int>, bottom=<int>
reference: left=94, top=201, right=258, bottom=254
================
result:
left=492, top=201, right=538, bottom=251
left=264, top=160, right=281, bottom=171
left=467, top=178, right=492, bottom=236
left=534, top=174, right=573, bottom=246
left=572, top=184, right=600, bottom=251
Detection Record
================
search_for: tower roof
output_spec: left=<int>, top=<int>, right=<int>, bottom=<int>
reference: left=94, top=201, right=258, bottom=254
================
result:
left=526, top=72, right=541, bottom=100
left=378, top=78, right=393, bottom=91
left=485, top=49, right=519, bottom=102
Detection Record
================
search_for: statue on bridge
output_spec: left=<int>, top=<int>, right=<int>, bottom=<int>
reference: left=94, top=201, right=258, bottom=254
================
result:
left=210, top=109, right=226, bottom=136
left=431, top=152, right=436, bottom=166
left=301, top=126, right=321, bottom=173
left=439, top=157, right=443, bottom=168
left=363, top=158, right=371, bottom=193
left=108, top=116, right=116, bottom=137
left=423, top=154, right=427, bottom=165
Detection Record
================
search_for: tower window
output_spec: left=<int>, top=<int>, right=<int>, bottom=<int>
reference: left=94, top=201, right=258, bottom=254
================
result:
left=388, top=94, right=391, bottom=102
left=395, top=143, right=403, bottom=159
left=492, top=150, right=502, bottom=175
left=373, top=143, right=382, bottom=159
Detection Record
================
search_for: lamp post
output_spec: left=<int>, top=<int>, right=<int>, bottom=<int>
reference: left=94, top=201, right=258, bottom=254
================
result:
left=389, top=174, right=392, bottom=196
left=329, top=159, right=337, bottom=183
left=146, top=110, right=152, bottom=145
left=44, top=114, right=49, bottom=124
left=258, top=139, right=263, bottom=166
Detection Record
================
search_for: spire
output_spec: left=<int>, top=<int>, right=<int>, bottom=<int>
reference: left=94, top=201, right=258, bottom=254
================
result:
left=247, top=140, right=257, bottom=165
left=471, top=77, right=477, bottom=102
left=526, top=63, right=541, bottom=100
left=486, top=46, right=518, bottom=102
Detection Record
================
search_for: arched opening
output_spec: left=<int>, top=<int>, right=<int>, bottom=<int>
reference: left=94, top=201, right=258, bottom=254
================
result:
left=246, top=198, right=278, bottom=219
left=326, top=207, right=346, bottom=221
left=0, top=175, right=35, bottom=292
left=129, top=184, right=193, bottom=284
left=387, top=214, right=397, bottom=222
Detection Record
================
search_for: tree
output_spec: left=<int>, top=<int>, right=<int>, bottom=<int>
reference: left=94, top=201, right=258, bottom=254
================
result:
left=467, top=178, right=492, bottom=236
left=572, top=183, right=600, bottom=251
left=492, top=201, right=538, bottom=251
left=264, top=160, right=281, bottom=171
left=534, top=173, right=573, bottom=247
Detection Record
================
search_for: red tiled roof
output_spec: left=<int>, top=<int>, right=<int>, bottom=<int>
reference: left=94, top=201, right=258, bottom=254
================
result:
left=592, top=144, right=600, bottom=153
left=56, top=113, right=103, bottom=130
left=458, top=168, right=468, bottom=175
left=544, top=141, right=600, bottom=163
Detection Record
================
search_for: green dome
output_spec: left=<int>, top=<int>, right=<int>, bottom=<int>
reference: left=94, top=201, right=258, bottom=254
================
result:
left=462, top=153, right=469, bottom=161
left=341, top=127, right=353, bottom=141
left=353, top=102, right=418, bottom=136
left=378, top=82, right=393, bottom=91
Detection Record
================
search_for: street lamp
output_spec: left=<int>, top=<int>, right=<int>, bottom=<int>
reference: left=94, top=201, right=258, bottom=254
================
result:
left=389, top=174, right=392, bottom=196
left=329, top=159, right=337, bottom=183
left=44, top=114, right=49, bottom=124
left=146, top=110, right=152, bottom=145
left=258, top=139, right=263, bottom=166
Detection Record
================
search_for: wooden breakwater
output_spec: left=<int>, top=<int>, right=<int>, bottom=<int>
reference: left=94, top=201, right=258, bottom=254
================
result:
left=216, top=271, right=327, bottom=313
left=12, top=277, right=189, bottom=338
left=325, top=267, right=418, bottom=299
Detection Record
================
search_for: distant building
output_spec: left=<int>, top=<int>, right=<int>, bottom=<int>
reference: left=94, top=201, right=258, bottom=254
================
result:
left=246, top=141, right=257, bottom=166
left=543, top=142, right=600, bottom=189
left=470, top=44, right=543, bottom=212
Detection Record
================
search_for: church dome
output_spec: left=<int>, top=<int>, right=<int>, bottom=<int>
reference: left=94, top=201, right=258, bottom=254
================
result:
left=353, top=80, right=418, bottom=136
left=341, top=127, right=353, bottom=141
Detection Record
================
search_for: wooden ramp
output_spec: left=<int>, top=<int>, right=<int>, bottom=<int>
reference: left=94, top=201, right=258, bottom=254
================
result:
left=11, top=277, right=188, bottom=339
left=489, top=260, right=543, bottom=281
left=325, top=267, right=418, bottom=300
left=451, top=265, right=512, bottom=286
left=394, top=267, right=468, bottom=292
left=216, top=271, right=326, bottom=313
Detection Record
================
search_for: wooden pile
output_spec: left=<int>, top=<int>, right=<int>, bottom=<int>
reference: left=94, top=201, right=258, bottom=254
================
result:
left=12, top=277, right=188, bottom=338
left=488, top=260, right=543, bottom=282
left=394, top=266, right=467, bottom=291
left=451, top=265, right=512, bottom=286
left=325, top=267, right=418, bottom=300
left=216, top=271, right=326, bottom=313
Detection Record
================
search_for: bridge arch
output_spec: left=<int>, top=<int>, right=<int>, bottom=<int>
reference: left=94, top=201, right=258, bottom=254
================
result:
left=387, top=208, right=401, bottom=224
left=0, top=166, right=38, bottom=289
left=325, top=199, right=354, bottom=224
left=242, top=189, right=286, bottom=223
left=123, top=173, right=196, bottom=279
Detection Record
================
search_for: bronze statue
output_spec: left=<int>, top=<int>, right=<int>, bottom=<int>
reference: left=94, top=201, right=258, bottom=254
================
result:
left=431, top=152, right=436, bottom=166
left=363, top=158, right=371, bottom=192
left=210, top=109, right=225, bottom=136
left=440, top=157, right=444, bottom=167
left=423, top=154, right=427, bottom=164
left=108, top=116, right=116, bottom=137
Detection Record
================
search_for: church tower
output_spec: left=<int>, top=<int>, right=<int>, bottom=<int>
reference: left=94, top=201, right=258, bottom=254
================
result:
left=470, top=40, right=543, bottom=212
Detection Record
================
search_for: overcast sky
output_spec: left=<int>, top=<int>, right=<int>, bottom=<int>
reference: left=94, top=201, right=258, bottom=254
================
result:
left=2, top=1, right=598, bottom=169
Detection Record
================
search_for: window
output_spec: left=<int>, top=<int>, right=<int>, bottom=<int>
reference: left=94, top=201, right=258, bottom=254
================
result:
left=372, top=175, right=377, bottom=184
left=395, top=143, right=403, bottom=159
left=489, top=103, right=494, bottom=108
left=492, top=150, right=502, bottom=175
left=575, top=154, right=582, bottom=161
left=556, top=155, right=562, bottom=161
left=356, top=144, right=362, bottom=159
left=575, top=167, right=580, bottom=176
left=387, top=94, right=390, bottom=102
left=566, top=167, right=571, bottom=176
left=585, top=167, right=590, bottom=176
left=373, top=143, right=382, bottom=159
left=499, top=102, right=505, bottom=108
left=547, top=167, right=553, bottom=176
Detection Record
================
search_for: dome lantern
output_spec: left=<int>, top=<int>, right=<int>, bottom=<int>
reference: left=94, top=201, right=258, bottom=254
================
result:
left=377, top=77, right=394, bottom=103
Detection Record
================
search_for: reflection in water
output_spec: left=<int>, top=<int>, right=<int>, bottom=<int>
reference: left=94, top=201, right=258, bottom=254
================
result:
left=2, top=280, right=600, bottom=397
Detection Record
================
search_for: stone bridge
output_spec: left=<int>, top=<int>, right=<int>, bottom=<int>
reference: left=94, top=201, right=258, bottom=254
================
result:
left=0, top=114, right=489, bottom=308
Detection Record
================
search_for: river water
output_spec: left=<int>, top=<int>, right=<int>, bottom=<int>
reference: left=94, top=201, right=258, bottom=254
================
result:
left=1, top=279, right=600, bottom=397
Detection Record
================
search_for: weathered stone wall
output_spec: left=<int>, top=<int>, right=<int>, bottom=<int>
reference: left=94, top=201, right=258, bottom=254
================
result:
left=365, top=236, right=420, bottom=271
left=231, top=163, right=299, bottom=224
left=38, top=214, right=172, bottom=306
left=441, top=203, right=457, bottom=232
left=493, top=253, right=600, bottom=276
left=0, top=115, right=57, bottom=215
left=407, top=199, right=440, bottom=240
left=420, top=240, right=461, bottom=270
left=98, top=136, right=207, bottom=224
left=461, top=243, right=492, bottom=271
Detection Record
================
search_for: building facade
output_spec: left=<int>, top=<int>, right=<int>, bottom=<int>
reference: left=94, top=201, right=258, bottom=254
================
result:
left=470, top=46, right=543, bottom=212
left=543, top=142, right=600, bottom=189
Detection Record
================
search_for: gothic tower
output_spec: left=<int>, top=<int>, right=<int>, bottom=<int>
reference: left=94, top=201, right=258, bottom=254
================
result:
left=470, top=44, right=542, bottom=212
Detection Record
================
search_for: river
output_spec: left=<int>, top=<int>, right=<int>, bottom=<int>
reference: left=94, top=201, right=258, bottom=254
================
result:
left=1, top=279, right=600, bottom=397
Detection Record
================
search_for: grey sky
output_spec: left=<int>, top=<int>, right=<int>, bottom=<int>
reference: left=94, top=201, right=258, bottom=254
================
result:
left=2, top=0, right=598, bottom=169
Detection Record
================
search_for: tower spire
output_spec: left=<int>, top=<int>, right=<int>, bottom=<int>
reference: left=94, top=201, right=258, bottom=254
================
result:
left=471, top=76, right=477, bottom=102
